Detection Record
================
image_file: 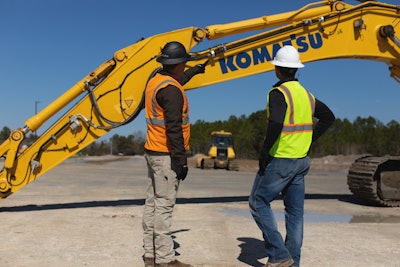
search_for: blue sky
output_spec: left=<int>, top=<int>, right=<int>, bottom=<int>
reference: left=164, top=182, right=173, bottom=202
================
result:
left=1, top=0, right=399, bottom=140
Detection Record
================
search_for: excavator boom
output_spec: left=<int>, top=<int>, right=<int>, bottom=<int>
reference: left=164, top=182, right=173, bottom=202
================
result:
left=0, top=1, right=399, bottom=202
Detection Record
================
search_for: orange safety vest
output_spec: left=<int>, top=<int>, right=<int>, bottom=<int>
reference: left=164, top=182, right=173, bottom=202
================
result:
left=268, top=81, right=315, bottom=158
left=144, top=73, right=190, bottom=152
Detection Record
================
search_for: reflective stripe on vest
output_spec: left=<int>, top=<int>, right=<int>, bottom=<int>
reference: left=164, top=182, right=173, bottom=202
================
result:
left=146, top=79, right=189, bottom=126
left=278, top=84, right=315, bottom=133
left=268, top=81, right=315, bottom=158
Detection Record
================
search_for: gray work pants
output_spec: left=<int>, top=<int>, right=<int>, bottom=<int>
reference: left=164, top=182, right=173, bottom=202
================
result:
left=143, top=154, right=180, bottom=264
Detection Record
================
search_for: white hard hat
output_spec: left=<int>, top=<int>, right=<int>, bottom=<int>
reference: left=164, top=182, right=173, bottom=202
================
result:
left=271, top=45, right=304, bottom=68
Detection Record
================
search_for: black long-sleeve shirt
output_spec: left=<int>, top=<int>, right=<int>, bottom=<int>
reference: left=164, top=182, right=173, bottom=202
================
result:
left=262, top=79, right=335, bottom=156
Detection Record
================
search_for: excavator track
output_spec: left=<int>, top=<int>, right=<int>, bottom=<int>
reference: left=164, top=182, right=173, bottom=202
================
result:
left=347, top=156, right=400, bottom=207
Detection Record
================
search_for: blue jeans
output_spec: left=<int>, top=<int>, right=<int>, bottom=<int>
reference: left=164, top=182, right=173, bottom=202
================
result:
left=249, top=157, right=310, bottom=267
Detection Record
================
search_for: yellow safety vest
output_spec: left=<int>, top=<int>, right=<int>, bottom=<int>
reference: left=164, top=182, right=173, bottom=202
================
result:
left=144, top=73, right=190, bottom=152
left=268, top=81, right=315, bottom=158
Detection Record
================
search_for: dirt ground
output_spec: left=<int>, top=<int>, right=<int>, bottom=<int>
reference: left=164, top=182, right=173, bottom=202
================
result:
left=189, top=154, right=361, bottom=172
left=1, top=155, right=399, bottom=267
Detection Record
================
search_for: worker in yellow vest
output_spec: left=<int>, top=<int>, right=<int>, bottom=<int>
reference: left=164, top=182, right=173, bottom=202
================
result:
left=143, top=41, right=207, bottom=267
left=249, top=45, right=335, bottom=267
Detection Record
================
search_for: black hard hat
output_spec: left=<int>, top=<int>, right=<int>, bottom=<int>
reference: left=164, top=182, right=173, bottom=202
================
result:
left=156, top=41, right=191, bottom=65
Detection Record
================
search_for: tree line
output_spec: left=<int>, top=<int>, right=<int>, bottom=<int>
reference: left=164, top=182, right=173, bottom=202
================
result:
left=191, top=111, right=400, bottom=159
left=1, top=110, right=399, bottom=159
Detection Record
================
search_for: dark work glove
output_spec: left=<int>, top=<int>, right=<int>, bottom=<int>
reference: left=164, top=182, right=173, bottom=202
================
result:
left=258, top=151, right=271, bottom=176
left=171, top=158, right=189, bottom=181
left=194, top=60, right=209, bottom=74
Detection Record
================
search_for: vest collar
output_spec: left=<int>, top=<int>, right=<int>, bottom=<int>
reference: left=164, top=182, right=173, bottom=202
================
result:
left=273, top=78, right=298, bottom=88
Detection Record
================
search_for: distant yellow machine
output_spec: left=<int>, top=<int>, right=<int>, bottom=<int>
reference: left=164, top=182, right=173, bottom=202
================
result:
left=196, top=130, right=239, bottom=171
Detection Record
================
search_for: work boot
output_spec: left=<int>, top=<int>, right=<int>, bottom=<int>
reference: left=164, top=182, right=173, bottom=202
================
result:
left=155, top=259, right=193, bottom=267
left=264, top=258, right=294, bottom=267
left=144, top=257, right=155, bottom=267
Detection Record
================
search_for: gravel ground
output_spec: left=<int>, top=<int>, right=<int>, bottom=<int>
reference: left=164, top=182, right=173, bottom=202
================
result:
left=0, top=155, right=399, bottom=267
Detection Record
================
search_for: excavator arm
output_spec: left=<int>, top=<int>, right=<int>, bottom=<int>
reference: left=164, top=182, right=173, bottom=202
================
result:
left=185, top=0, right=400, bottom=88
left=1, top=0, right=399, bottom=200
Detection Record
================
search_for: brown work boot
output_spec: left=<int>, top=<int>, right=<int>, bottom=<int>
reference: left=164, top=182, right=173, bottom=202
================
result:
left=264, top=258, right=294, bottom=267
left=144, top=257, right=155, bottom=267
left=155, top=259, right=193, bottom=267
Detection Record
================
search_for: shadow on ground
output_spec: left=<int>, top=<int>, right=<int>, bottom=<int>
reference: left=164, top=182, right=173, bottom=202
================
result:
left=237, top=237, right=267, bottom=267
left=1, top=193, right=369, bottom=212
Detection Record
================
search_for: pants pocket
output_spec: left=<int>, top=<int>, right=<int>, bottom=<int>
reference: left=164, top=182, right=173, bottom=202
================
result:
left=276, top=159, right=291, bottom=178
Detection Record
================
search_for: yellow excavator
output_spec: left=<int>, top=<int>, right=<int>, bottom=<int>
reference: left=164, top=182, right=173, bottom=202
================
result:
left=0, top=1, right=399, bottom=206
left=196, top=130, right=239, bottom=171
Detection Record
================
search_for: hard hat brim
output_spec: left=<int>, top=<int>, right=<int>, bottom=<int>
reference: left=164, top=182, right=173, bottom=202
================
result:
left=271, top=59, right=305, bottom=68
left=156, top=54, right=191, bottom=65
